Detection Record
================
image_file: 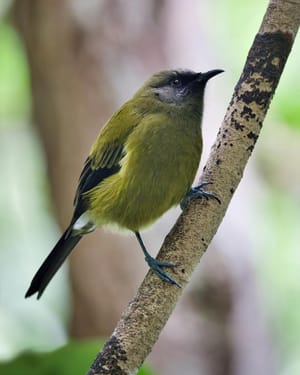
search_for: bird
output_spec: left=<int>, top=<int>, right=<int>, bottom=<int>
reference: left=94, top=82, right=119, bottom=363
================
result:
left=25, top=68, right=223, bottom=299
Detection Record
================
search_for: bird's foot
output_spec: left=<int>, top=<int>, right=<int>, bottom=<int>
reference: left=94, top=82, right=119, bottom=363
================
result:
left=145, top=255, right=181, bottom=287
left=180, top=182, right=221, bottom=210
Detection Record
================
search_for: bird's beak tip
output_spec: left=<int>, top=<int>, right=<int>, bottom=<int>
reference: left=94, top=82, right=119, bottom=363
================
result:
left=199, top=69, right=224, bottom=82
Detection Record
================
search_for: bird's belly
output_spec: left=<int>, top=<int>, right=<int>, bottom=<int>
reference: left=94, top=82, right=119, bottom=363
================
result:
left=87, top=156, right=198, bottom=232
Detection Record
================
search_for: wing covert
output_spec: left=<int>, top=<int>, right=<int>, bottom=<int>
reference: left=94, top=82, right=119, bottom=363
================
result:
left=72, top=143, right=124, bottom=221
left=72, top=100, right=142, bottom=222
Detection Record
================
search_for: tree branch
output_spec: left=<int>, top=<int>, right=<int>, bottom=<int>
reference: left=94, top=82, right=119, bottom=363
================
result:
left=87, top=1, right=300, bottom=374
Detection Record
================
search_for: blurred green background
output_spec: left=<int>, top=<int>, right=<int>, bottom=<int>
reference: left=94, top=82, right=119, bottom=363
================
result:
left=0, top=0, right=299, bottom=374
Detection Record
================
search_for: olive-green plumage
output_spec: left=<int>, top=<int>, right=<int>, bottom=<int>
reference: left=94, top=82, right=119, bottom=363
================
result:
left=26, top=68, right=223, bottom=299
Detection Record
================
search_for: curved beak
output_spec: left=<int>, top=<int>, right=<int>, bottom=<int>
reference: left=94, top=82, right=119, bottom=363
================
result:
left=198, top=69, right=224, bottom=83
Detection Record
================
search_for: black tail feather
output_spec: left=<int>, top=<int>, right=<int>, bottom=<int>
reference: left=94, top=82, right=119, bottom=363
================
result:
left=25, top=227, right=82, bottom=299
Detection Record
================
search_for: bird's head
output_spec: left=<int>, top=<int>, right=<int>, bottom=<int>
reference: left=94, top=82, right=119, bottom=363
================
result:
left=136, top=69, right=223, bottom=107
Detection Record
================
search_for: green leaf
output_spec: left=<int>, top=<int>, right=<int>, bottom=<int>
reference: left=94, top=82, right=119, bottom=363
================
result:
left=0, top=22, right=31, bottom=122
left=0, top=340, right=154, bottom=375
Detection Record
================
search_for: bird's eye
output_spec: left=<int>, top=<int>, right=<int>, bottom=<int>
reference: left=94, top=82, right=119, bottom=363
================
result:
left=170, top=78, right=181, bottom=87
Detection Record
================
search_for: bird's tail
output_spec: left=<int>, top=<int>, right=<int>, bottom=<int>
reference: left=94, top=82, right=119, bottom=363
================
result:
left=25, top=227, right=82, bottom=299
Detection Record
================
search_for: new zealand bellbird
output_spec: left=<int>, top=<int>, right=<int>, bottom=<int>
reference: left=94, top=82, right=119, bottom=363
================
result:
left=25, top=68, right=223, bottom=299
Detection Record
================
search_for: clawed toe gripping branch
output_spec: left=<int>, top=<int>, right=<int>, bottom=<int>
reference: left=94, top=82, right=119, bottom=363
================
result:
left=180, top=181, right=221, bottom=210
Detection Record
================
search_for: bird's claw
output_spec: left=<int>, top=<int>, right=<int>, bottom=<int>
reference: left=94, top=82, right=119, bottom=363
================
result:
left=180, top=181, right=221, bottom=210
left=145, top=255, right=181, bottom=287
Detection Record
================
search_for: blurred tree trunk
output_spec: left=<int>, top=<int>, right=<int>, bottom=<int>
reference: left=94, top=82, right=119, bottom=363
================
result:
left=13, top=0, right=167, bottom=336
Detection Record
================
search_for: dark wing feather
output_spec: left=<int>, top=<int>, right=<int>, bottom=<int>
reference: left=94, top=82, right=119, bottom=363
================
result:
left=72, top=144, right=124, bottom=221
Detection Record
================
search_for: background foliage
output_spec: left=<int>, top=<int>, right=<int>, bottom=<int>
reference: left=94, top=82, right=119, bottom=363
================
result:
left=0, top=0, right=299, bottom=374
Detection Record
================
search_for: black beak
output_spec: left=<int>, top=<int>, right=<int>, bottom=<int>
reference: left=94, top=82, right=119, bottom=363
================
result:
left=198, top=69, right=224, bottom=83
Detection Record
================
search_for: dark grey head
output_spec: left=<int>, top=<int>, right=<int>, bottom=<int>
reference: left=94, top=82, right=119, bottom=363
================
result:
left=141, top=69, right=223, bottom=104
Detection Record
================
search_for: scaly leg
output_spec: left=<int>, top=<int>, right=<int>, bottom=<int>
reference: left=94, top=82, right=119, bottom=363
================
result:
left=135, top=231, right=181, bottom=287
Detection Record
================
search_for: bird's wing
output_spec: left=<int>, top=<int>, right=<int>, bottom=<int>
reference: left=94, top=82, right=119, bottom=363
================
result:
left=72, top=104, right=141, bottom=222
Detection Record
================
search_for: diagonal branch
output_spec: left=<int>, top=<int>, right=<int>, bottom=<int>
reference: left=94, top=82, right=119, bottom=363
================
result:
left=87, top=1, right=300, bottom=374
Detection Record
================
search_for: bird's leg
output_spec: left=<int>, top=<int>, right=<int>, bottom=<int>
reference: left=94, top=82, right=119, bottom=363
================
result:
left=180, top=181, right=221, bottom=210
left=134, top=231, right=181, bottom=287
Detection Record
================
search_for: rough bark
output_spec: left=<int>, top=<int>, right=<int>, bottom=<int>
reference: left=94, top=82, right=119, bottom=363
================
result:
left=87, top=0, right=300, bottom=373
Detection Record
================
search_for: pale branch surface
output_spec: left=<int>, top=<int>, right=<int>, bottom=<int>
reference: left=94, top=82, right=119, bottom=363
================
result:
left=87, top=1, right=300, bottom=374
